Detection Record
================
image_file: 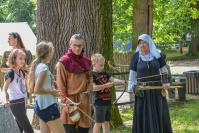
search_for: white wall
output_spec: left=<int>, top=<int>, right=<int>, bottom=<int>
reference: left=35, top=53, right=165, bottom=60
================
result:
left=0, top=22, right=36, bottom=55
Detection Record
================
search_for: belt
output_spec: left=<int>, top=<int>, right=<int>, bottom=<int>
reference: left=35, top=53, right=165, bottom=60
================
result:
left=137, top=81, right=161, bottom=86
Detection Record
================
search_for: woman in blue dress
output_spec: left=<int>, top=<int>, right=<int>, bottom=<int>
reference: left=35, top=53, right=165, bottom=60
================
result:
left=128, top=34, right=172, bottom=133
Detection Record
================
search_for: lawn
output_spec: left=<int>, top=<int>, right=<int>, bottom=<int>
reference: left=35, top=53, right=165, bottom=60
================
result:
left=111, top=99, right=199, bottom=133
left=170, top=100, right=199, bottom=133
left=165, top=46, right=188, bottom=61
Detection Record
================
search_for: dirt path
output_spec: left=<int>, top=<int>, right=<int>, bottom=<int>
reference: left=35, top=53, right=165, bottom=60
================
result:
left=169, top=59, right=199, bottom=74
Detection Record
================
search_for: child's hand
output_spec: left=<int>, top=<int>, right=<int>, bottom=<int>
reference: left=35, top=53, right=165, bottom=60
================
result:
left=124, top=81, right=128, bottom=87
left=53, top=81, right=58, bottom=89
left=52, top=90, right=62, bottom=97
left=3, top=101, right=10, bottom=108
left=106, top=82, right=114, bottom=88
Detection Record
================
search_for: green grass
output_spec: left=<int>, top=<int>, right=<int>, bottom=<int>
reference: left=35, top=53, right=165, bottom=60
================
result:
left=170, top=101, right=199, bottom=133
left=111, top=100, right=199, bottom=133
left=165, top=47, right=188, bottom=60
left=110, top=109, right=132, bottom=133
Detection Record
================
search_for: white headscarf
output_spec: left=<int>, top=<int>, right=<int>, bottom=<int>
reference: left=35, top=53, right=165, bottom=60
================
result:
left=136, top=34, right=160, bottom=59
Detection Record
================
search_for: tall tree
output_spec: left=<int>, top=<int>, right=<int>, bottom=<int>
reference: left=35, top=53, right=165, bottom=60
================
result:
left=37, top=0, right=122, bottom=126
left=190, top=1, right=199, bottom=52
left=0, top=0, right=36, bottom=27
left=132, top=0, right=153, bottom=49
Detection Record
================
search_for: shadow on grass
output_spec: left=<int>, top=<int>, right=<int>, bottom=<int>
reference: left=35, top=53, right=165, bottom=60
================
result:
left=111, top=97, right=199, bottom=133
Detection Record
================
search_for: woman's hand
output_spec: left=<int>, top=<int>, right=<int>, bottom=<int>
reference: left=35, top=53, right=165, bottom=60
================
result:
left=162, top=84, right=169, bottom=90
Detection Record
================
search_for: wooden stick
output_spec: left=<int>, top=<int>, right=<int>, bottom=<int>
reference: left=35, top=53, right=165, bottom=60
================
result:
left=138, top=86, right=184, bottom=90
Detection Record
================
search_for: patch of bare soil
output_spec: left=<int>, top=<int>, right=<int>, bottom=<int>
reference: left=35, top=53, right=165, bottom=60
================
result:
left=167, top=94, right=199, bottom=107
left=169, top=59, right=199, bottom=74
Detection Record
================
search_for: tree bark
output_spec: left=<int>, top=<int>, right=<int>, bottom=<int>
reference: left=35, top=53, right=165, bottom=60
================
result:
left=190, top=1, right=199, bottom=52
left=132, top=0, right=153, bottom=50
left=37, top=0, right=98, bottom=73
left=37, top=0, right=122, bottom=127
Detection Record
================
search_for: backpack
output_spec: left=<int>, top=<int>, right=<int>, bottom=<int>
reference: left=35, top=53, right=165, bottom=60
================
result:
left=4, top=69, right=26, bottom=82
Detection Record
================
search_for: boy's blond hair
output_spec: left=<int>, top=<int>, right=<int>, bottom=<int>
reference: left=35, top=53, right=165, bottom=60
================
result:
left=91, top=53, right=105, bottom=64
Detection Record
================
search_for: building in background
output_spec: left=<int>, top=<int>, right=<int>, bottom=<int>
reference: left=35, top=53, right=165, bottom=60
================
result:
left=113, top=39, right=132, bottom=52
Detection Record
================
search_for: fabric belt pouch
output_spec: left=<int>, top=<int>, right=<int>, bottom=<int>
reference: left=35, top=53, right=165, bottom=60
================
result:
left=68, top=105, right=80, bottom=122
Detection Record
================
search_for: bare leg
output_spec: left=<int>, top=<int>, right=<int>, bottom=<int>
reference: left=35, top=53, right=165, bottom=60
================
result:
left=93, top=123, right=102, bottom=133
left=47, top=118, right=65, bottom=133
left=102, top=121, right=110, bottom=133
left=39, top=119, right=51, bottom=133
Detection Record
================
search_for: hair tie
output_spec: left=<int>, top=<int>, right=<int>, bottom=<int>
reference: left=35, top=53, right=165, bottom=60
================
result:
left=37, top=56, right=43, bottom=59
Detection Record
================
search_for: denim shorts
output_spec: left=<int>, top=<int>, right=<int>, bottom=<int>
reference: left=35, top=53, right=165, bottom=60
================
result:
left=34, top=101, right=60, bottom=123
left=94, top=105, right=112, bottom=123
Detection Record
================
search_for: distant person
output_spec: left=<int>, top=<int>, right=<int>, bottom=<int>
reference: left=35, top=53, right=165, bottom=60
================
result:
left=1, top=32, right=32, bottom=72
left=179, top=36, right=183, bottom=54
left=27, top=41, right=65, bottom=133
left=91, top=53, right=126, bottom=133
left=0, top=32, right=32, bottom=90
left=186, top=32, right=191, bottom=53
left=2, top=49, right=34, bottom=133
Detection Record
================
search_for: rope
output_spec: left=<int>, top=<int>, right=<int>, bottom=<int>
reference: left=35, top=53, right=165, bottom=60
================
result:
left=60, top=93, right=95, bottom=122
left=77, top=106, right=95, bottom=122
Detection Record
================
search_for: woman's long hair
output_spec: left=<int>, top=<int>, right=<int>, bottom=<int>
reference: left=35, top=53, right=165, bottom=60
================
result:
left=27, top=41, right=54, bottom=93
left=9, top=32, right=25, bottom=49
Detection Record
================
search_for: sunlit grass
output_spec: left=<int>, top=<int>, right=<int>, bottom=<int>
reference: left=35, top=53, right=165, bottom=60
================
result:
left=166, top=47, right=188, bottom=60
left=110, top=109, right=132, bottom=133
left=170, top=101, right=199, bottom=133
left=111, top=100, right=199, bottom=133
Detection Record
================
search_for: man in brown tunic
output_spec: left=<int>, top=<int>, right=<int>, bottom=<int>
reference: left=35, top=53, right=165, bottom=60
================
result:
left=56, top=34, right=93, bottom=133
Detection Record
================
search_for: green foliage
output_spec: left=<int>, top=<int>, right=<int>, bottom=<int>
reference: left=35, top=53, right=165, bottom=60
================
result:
left=0, top=0, right=36, bottom=27
left=191, top=50, right=199, bottom=57
left=153, top=0, right=199, bottom=43
left=113, top=0, right=199, bottom=51
left=120, top=109, right=133, bottom=121
left=0, top=0, right=9, bottom=22
left=112, top=0, right=133, bottom=48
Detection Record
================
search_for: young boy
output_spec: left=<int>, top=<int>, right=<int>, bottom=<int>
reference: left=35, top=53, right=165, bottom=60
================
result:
left=91, top=53, right=126, bottom=133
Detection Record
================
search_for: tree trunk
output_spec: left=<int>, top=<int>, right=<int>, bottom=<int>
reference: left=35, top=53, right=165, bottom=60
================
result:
left=37, top=0, right=99, bottom=73
left=37, top=0, right=122, bottom=127
left=190, top=1, right=199, bottom=52
left=132, top=0, right=153, bottom=50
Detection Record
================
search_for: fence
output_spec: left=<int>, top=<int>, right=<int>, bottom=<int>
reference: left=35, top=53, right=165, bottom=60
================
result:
left=112, top=52, right=132, bottom=80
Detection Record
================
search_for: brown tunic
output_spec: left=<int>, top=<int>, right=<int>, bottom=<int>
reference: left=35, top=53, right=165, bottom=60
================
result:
left=56, top=62, right=93, bottom=128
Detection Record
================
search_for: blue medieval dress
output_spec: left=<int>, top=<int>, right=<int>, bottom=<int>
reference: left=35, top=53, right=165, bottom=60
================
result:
left=130, top=52, right=173, bottom=133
